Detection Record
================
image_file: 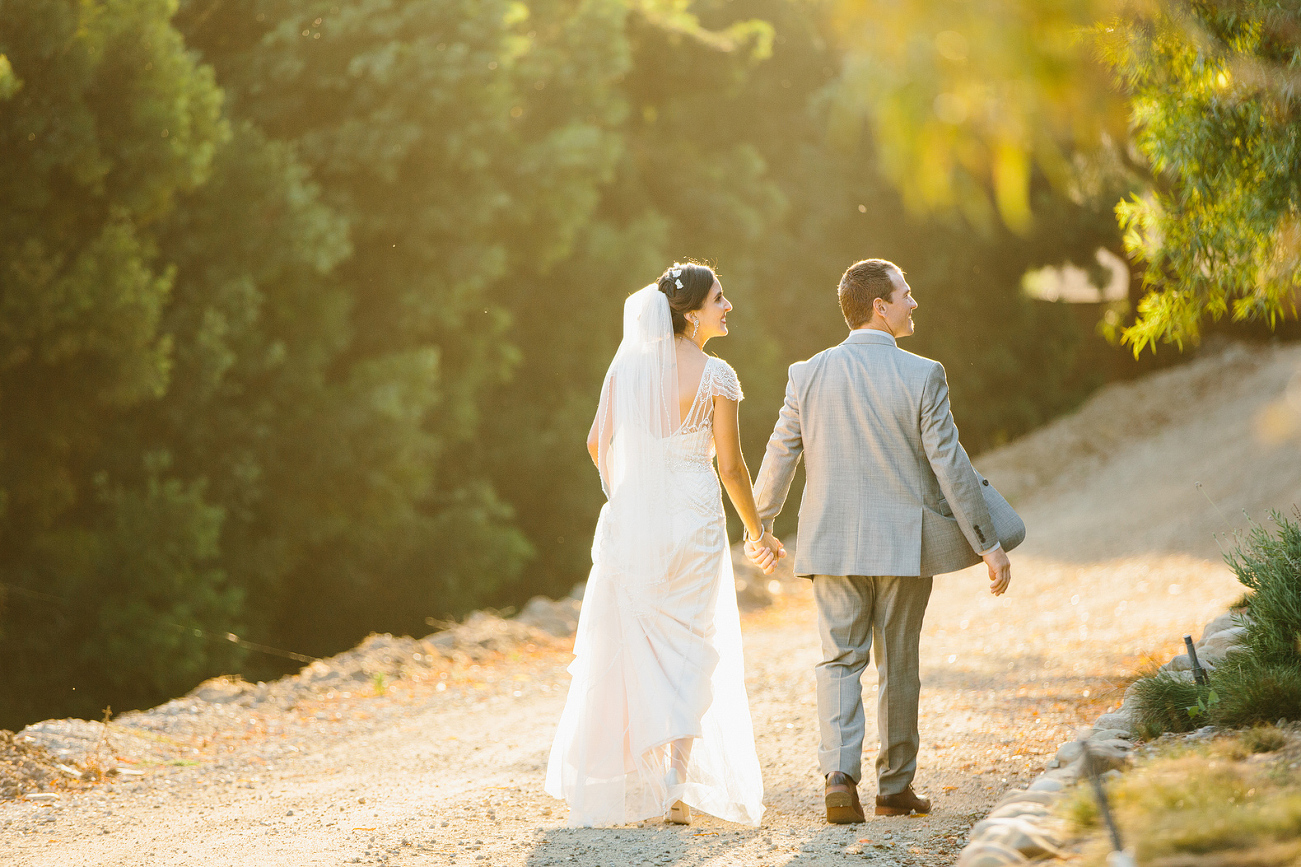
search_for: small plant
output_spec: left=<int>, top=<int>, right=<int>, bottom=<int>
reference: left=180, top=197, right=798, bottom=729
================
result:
left=1243, top=724, right=1289, bottom=754
left=1069, top=749, right=1301, bottom=867
left=1186, top=688, right=1220, bottom=721
left=1059, top=782, right=1100, bottom=831
left=371, top=672, right=387, bottom=696
left=1229, top=591, right=1254, bottom=611
left=1227, top=510, right=1301, bottom=666
left=1131, top=672, right=1209, bottom=737
left=1209, top=655, right=1301, bottom=729
left=81, top=706, right=115, bottom=782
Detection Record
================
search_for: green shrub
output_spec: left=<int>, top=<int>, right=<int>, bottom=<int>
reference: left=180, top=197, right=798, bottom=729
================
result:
left=1243, top=723, right=1289, bottom=754
left=1209, top=655, right=1301, bottom=729
left=1228, top=510, right=1301, bottom=666
left=1229, top=591, right=1255, bottom=612
left=1131, top=672, right=1211, bottom=738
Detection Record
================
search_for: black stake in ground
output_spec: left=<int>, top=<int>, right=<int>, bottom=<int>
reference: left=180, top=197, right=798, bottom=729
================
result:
left=1184, top=634, right=1209, bottom=686
left=1082, top=740, right=1125, bottom=854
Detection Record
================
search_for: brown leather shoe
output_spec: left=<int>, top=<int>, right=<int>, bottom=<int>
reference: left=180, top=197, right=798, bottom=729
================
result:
left=874, top=785, right=931, bottom=816
left=825, top=772, right=865, bottom=824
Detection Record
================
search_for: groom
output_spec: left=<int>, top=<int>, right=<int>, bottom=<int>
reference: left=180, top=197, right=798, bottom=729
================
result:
left=746, top=258, right=1012, bottom=823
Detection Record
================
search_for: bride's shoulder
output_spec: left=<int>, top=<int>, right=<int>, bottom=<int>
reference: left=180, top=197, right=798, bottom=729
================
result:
left=706, top=356, right=743, bottom=401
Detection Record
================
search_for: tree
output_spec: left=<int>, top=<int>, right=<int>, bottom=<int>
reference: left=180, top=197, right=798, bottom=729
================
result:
left=0, top=0, right=240, bottom=725
left=822, top=0, right=1301, bottom=351
left=174, top=0, right=640, bottom=650
left=1100, top=1, right=1301, bottom=351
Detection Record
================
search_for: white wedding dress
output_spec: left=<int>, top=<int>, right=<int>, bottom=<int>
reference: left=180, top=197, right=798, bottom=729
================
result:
left=545, top=288, right=764, bottom=828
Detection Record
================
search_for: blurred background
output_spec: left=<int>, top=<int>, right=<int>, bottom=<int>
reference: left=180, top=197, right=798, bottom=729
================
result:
left=0, top=0, right=1297, bottom=729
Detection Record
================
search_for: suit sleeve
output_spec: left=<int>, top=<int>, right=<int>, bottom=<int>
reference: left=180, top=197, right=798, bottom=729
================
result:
left=920, top=362, right=996, bottom=555
left=753, top=368, right=804, bottom=534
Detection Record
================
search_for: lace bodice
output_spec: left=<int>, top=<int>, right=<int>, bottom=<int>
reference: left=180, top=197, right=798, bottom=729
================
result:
left=679, top=356, right=743, bottom=433
left=668, top=357, right=743, bottom=473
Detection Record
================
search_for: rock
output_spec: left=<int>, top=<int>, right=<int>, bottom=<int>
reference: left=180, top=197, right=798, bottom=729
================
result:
left=1148, top=669, right=1195, bottom=684
left=1090, top=728, right=1132, bottom=742
left=514, top=596, right=581, bottom=638
left=969, top=818, right=1065, bottom=860
left=956, top=841, right=1030, bottom=867
left=1053, top=741, right=1084, bottom=766
left=1071, top=740, right=1132, bottom=774
left=1027, top=776, right=1065, bottom=793
left=1092, top=712, right=1135, bottom=734
left=1198, top=627, right=1248, bottom=656
left=1163, top=654, right=1193, bottom=672
left=993, top=789, right=1057, bottom=810
left=1198, top=613, right=1245, bottom=642
left=1042, top=765, right=1084, bottom=785
left=189, top=676, right=262, bottom=704
left=987, top=802, right=1050, bottom=821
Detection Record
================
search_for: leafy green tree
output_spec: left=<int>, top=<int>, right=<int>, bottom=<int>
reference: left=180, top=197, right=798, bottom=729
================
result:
left=174, top=0, right=641, bottom=649
left=1099, top=2, right=1301, bottom=351
left=822, top=0, right=1300, bottom=351
left=0, top=0, right=240, bottom=725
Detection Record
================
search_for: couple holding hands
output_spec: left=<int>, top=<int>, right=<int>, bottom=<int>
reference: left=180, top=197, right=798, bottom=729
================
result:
left=545, top=258, right=1021, bottom=828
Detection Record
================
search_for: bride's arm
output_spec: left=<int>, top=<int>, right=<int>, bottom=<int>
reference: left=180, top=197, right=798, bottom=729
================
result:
left=587, top=379, right=615, bottom=468
left=586, top=413, right=601, bottom=467
left=714, top=396, right=784, bottom=572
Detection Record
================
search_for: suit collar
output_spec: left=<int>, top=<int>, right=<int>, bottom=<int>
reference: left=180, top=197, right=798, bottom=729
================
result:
left=842, top=329, right=898, bottom=348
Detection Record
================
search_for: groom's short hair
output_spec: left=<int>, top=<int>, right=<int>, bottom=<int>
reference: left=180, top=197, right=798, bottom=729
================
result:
left=839, top=259, right=902, bottom=329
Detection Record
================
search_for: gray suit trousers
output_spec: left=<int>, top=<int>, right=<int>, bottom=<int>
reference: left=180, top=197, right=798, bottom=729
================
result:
left=812, top=575, right=933, bottom=795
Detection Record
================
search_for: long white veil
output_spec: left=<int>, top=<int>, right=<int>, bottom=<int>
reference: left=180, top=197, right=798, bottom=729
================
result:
left=590, top=285, right=682, bottom=581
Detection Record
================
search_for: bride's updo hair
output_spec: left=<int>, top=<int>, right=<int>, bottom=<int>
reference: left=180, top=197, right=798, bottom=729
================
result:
left=655, top=262, right=716, bottom=335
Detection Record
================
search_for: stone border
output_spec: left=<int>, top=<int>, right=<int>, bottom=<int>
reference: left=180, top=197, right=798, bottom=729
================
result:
left=955, top=608, right=1249, bottom=867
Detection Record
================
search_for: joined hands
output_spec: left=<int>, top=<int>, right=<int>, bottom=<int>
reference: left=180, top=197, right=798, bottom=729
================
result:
left=744, top=531, right=786, bottom=575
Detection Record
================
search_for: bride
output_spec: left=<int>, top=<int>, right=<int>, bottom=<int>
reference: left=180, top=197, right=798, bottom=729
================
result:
left=545, top=263, right=785, bottom=827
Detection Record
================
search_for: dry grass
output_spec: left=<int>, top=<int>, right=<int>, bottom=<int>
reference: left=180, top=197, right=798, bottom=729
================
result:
left=1063, top=729, right=1301, bottom=867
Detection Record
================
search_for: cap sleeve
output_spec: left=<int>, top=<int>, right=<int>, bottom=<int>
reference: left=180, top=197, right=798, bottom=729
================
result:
left=708, top=357, right=743, bottom=402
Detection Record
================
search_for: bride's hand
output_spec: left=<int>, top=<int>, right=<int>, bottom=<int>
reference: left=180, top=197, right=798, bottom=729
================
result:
left=745, top=532, right=786, bottom=575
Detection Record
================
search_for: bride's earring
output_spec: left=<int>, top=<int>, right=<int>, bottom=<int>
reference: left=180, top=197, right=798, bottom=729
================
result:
left=689, top=318, right=699, bottom=338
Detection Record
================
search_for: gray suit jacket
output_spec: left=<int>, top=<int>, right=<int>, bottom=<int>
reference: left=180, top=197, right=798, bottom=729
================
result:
left=754, top=329, right=996, bottom=578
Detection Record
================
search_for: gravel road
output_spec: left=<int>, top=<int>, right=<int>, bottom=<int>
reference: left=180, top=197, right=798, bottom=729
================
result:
left=3, top=341, right=1298, bottom=867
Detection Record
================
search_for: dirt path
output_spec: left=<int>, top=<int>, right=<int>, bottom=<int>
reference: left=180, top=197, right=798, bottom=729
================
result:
left=3, top=341, right=1300, bottom=867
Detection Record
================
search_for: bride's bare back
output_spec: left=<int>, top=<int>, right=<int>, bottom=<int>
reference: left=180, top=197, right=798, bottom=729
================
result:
left=674, top=340, right=709, bottom=424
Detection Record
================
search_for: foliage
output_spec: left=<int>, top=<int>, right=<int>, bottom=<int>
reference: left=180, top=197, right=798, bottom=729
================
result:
left=1244, top=722, right=1289, bottom=753
left=1132, top=511, right=1301, bottom=737
left=827, top=0, right=1301, bottom=351
left=1064, top=739, right=1301, bottom=867
left=825, top=0, right=1128, bottom=233
left=1209, top=654, right=1301, bottom=729
left=1100, top=1, right=1301, bottom=353
left=0, top=0, right=242, bottom=723
left=1131, top=671, right=1209, bottom=737
left=1228, top=510, right=1301, bottom=666
left=170, top=0, right=640, bottom=653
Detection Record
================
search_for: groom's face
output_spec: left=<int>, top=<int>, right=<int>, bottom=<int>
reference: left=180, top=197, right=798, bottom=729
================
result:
left=880, top=269, right=917, bottom=337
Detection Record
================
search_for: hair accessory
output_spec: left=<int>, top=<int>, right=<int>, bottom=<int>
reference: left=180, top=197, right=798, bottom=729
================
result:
left=675, top=279, right=683, bottom=289
left=670, top=269, right=682, bottom=278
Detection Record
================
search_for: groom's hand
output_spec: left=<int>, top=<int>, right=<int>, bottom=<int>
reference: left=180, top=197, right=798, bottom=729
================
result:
left=982, top=546, right=1011, bottom=596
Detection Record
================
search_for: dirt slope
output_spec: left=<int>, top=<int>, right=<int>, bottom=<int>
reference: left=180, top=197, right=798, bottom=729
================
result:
left=3, top=341, right=1300, bottom=867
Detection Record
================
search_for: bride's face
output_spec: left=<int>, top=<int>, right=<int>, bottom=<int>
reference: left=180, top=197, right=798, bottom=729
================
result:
left=690, top=279, right=732, bottom=341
